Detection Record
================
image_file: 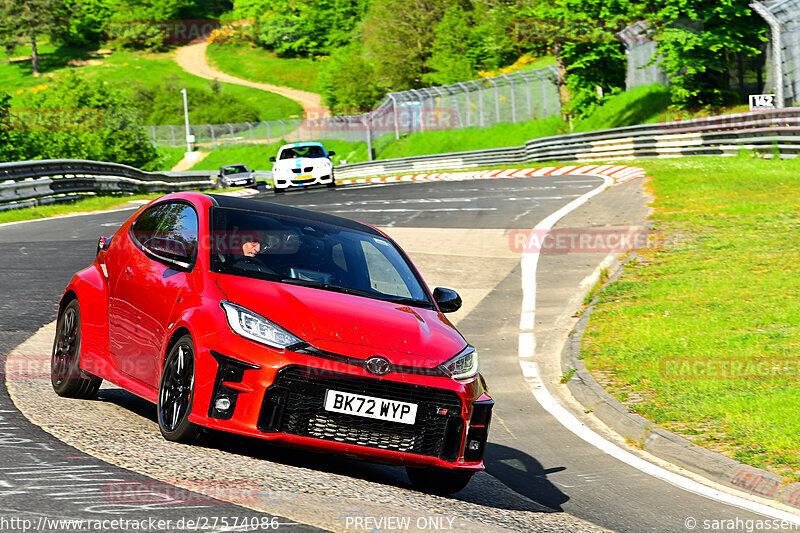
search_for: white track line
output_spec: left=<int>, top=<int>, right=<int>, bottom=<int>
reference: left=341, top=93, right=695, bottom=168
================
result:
left=518, top=178, right=800, bottom=523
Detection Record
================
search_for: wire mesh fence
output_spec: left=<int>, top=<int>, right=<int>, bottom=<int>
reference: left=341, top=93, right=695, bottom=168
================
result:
left=618, top=21, right=670, bottom=90
left=146, top=67, right=560, bottom=151
left=765, top=0, right=800, bottom=106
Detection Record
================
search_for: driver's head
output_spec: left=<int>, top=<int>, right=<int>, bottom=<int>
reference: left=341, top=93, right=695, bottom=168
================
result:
left=242, top=241, right=260, bottom=257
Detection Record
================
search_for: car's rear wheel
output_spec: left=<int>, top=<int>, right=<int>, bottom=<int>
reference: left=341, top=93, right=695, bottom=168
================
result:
left=51, top=300, right=102, bottom=399
left=158, top=335, right=201, bottom=442
left=405, top=466, right=474, bottom=495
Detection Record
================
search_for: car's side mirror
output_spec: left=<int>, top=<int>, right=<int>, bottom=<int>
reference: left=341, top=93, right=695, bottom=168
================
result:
left=328, top=151, right=336, bottom=157
left=143, top=237, right=193, bottom=270
left=433, top=287, right=462, bottom=313
left=269, top=156, right=276, bottom=162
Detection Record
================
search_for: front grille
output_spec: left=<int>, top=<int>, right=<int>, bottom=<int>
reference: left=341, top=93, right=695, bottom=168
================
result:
left=259, top=366, right=464, bottom=461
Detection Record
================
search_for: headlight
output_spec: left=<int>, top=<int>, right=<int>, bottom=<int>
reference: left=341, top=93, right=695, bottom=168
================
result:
left=221, top=301, right=303, bottom=349
left=440, top=347, right=479, bottom=380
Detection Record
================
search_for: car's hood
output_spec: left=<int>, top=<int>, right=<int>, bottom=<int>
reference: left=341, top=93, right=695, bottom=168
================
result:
left=275, top=157, right=329, bottom=170
left=215, top=274, right=466, bottom=365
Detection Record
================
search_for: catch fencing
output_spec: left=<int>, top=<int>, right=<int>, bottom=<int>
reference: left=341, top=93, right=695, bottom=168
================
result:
left=147, top=67, right=561, bottom=151
left=763, top=0, right=800, bottom=106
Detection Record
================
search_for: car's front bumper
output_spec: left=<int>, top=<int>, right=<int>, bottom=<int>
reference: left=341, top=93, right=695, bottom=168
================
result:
left=189, top=331, right=492, bottom=470
left=273, top=168, right=334, bottom=189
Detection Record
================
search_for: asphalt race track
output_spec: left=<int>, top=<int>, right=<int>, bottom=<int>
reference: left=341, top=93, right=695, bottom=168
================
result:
left=0, top=176, right=790, bottom=532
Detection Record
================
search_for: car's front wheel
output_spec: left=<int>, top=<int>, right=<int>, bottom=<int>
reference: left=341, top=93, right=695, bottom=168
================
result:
left=158, top=335, right=201, bottom=442
left=405, top=466, right=474, bottom=495
left=51, top=299, right=102, bottom=399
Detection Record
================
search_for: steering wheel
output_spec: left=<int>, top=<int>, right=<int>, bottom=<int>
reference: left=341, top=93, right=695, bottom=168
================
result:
left=233, top=256, right=278, bottom=275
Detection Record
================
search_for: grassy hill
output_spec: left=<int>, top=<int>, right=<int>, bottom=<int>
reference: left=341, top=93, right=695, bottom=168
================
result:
left=1, top=46, right=303, bottom=124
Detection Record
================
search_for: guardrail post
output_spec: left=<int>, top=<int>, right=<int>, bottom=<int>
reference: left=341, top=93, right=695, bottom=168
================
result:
left=226, top=123, right=234, bottom=145
left=247, top=122, right=254, bottom=144
left=208, top=124, right=216, bottom=150
left=265, top=121, right=270, bottom=144
left=168, top=125, right=176, bottom=148
left=279, top=120, right=286, bottom=139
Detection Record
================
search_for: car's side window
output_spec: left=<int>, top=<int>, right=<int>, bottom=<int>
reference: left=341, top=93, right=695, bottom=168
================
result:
left=131, top=202, right=199, bottom=268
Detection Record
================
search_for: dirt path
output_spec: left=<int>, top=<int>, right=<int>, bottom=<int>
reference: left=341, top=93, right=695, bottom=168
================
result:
left=175, top=41, right=328, bottom=118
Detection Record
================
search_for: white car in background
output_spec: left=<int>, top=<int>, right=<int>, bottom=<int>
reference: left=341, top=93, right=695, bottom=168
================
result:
left=270, top=142, right=336, bottom=193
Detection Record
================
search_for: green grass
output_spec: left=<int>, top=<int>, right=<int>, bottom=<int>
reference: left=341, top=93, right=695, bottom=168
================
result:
left=187, top=140, right=369, bottom=171
left=0, top=194, right=155, bottom=224
left=581, top=155, right=800, bottom=481
left=573, top=84, right=672, bottom=132
left=206, top=42, right=321, bottom=94
left=0, top=48, right=303, bottom=122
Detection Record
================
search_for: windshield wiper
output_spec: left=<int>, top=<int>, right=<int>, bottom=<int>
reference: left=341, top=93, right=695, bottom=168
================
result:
left=279, top=278, right=375, bottom=298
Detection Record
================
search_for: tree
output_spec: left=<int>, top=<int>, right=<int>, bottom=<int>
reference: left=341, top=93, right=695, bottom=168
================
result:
left=9, top=73, right=162, bottom=169
left=363, top=0, right=450, bottom=90
left=0, top=0, right=72, bottom=76
left=648, top=1, right=764, bottom=109
left=512, top=0, right=634, bottom=119
left=317, top=44, right=386, bottom=114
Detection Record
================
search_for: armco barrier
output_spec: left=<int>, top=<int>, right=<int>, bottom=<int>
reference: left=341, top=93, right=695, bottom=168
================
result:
left=333, top=107, right=800, bottom=180
left=0, top=159, right=215, bottom=211
left=2, top=108, right=800, bottom=208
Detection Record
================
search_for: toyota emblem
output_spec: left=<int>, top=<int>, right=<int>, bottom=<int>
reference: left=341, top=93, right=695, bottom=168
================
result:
left=364, top=356, right=391, bottom=376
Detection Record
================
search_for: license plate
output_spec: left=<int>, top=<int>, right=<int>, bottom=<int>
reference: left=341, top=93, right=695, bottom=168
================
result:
left=297, top=174, right=312, bottom=180
left=324, top=390, right=417, bottom=425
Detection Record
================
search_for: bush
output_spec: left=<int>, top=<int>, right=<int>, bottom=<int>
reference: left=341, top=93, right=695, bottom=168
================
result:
left=128, top=76, right=261, bottom=125
left=2, top=73, right=161, bottom=169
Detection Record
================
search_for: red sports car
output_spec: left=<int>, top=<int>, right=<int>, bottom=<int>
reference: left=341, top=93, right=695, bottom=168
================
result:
left=51, top=192, right=493, bottom=494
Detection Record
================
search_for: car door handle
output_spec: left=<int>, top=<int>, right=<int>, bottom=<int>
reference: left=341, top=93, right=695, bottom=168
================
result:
left=124, top=267, right=135, bottom=278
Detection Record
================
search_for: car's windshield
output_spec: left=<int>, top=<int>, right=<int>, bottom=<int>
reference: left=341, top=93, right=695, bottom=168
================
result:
left=223, top=165, right=248, bottom=175
left=210, top=208, right=431, bottom=307
left=279, top=145, right=327, bottom=159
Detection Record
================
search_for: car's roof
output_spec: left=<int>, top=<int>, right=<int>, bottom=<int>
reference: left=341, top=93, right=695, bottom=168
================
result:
left=205, top=193, right=379, bottom=235
left=221, top=163, right=248, bottom=169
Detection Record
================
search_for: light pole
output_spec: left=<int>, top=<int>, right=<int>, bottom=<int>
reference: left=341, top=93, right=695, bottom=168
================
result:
left=180, top=88, right=192, bottom=153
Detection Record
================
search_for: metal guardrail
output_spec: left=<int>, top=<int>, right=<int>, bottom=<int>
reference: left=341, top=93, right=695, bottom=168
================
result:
left=0, top=159, right=215, bottom=211
left=2, top=108, right=799, bottom=210
left=333, top=108, right=800, bottom=180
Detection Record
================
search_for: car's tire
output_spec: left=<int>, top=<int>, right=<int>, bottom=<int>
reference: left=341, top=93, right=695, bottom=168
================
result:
left=326, top=180, right=336, bottom=189
left=405, top=466, right=474, bottom=495
left=158, top=335, right=202, bottom=443
left=273, top=185, right=284, bottom=194
left=51, top=299, right=102, bottom=399
left=215, top=178, right=223, bottom=190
